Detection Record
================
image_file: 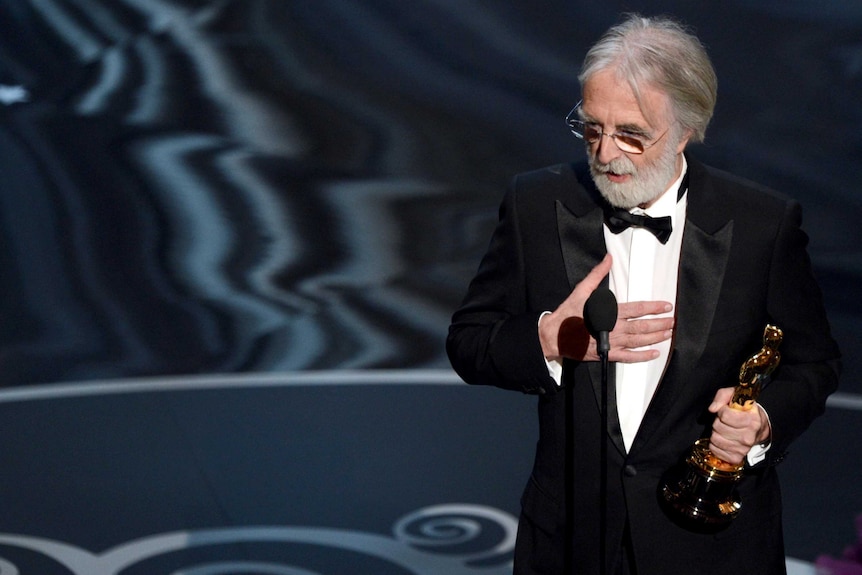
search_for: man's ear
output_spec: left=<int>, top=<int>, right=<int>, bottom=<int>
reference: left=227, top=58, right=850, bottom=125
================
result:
left=675, top=128, right=695, bottom=154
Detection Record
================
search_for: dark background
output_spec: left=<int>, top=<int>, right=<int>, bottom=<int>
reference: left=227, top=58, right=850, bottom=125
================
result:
left=0, top=0, right=859, bottom=572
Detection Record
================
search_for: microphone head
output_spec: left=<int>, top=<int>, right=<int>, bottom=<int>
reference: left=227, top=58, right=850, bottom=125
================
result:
left=584, top=287, right=618, bottom=337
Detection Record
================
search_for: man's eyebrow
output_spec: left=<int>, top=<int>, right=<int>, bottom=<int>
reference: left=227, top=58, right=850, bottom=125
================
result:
left=577, top=111, right=650, bottom=134
left=616, top=123, right=650, bottom=135
left=578, top=109, right=597, bottom=123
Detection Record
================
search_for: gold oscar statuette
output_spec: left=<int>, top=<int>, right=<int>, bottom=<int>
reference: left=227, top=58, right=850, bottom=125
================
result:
left=661, top=324, right=783, bottom=527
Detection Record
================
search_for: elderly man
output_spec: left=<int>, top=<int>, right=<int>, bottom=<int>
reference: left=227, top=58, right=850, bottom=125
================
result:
left=447, top=14, right=841, bottom=575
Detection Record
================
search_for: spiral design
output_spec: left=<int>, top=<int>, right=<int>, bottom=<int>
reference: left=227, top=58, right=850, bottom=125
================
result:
left=0, top=557, right=20, bottom=575
left=0, top=505, right=518, bottom=575
left=393, top=504, right=517, bottom=563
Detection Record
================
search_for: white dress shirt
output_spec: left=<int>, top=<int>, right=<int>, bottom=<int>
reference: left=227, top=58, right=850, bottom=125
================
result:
left=605, top=159, right=687, bottom=452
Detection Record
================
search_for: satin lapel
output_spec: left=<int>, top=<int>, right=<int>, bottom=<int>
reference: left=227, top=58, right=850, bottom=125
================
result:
left=555, top=200, right=626, bottom=456
left=556, top=200, right=606, bottom=289
left=629, top=217, right=734, bottom=453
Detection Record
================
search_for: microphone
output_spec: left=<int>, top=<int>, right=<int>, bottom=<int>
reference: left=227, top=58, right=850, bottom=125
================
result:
left=584, top=288, right=618, bottom=355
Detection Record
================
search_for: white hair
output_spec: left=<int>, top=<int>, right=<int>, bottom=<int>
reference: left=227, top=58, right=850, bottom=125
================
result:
left=579, top=14, right=718, bottom=142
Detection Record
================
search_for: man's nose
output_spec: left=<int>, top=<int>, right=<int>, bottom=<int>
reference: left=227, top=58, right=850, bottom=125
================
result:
left=594, top=133, right=622, bottom=164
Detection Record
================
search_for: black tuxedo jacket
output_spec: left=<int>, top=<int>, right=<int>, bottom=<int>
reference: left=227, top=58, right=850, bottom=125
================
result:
left=447, top=155, right=841, bottom=575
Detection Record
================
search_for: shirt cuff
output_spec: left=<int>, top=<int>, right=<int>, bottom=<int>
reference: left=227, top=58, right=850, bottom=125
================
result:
left=539, top=311, right=563, bottom=386
left=745, top=403, right=773, bottom=466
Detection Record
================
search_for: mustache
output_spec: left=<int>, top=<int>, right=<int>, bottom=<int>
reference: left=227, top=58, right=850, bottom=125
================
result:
left=590, top=157, right=636, bottom=175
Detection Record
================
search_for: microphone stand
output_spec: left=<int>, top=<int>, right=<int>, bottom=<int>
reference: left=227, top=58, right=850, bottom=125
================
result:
left=583, top=287, right=617, bottom=575
left=598, top=331, right=610, bottom=575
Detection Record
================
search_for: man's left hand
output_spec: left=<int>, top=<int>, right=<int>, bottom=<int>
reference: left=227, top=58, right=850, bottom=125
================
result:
left=707, top=387, right=772, bottom=465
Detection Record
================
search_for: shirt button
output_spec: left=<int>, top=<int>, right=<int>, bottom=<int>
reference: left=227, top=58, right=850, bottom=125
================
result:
left=624, top=465, right=637, bottom=477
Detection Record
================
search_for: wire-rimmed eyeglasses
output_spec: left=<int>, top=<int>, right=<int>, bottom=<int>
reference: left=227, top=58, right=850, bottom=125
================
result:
left=565, top=101, right=669, bottom=155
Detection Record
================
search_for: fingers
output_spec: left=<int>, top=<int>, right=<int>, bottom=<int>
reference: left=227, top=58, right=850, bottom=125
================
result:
left=607, top=347, right=662, bottom=363
left=614, top=315, right=674, bottom=342
left=601, top=312, right=673, bottom=363
left=709, top=429, right=754, bottom=465
left=708, top=397, right=764, bottom=464
left=617, top=300, right=673, bottom=320
left=707, top=437, right=748, bottom=465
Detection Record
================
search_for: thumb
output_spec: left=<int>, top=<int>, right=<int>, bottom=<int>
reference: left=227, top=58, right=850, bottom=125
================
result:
left=709, top=387, right=735, bottom=413
left=576, top=254, right=613, bottom=297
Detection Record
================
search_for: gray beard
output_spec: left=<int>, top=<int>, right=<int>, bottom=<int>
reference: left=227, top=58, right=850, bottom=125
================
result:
left=588, top=144, right=680, bottom=209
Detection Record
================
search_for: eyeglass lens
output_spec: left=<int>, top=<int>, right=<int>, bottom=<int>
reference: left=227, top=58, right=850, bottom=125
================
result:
left=580, top=124, right=645, bottom=153
left=566, top=102, right=649, bottom=154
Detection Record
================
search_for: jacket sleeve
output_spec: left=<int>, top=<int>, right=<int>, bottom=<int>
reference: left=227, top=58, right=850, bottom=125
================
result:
left=446, top=183, right=559, bottom=395
left=757, top=199, right=842, bottom=465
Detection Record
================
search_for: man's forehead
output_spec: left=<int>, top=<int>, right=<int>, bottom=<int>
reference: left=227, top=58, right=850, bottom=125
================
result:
left=581, top=70, right=670, bottom=127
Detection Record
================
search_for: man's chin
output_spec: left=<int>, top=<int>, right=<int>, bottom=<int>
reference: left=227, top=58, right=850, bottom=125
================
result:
left=593, top=174, right=664, bottom=210
left=594, top=180, right=638, bottom=209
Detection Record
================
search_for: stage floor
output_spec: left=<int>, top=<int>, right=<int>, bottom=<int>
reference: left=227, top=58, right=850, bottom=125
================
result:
left=0, top=370, right=858, bottom=573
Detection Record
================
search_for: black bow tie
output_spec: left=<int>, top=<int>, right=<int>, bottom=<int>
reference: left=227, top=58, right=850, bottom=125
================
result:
left=601, top=168, right=688, bottom=244
left=604, top=209, right=673, bottom=244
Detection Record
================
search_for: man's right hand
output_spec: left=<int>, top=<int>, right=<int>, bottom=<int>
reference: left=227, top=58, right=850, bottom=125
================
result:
left=538, top=254, right=675, bottom=363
